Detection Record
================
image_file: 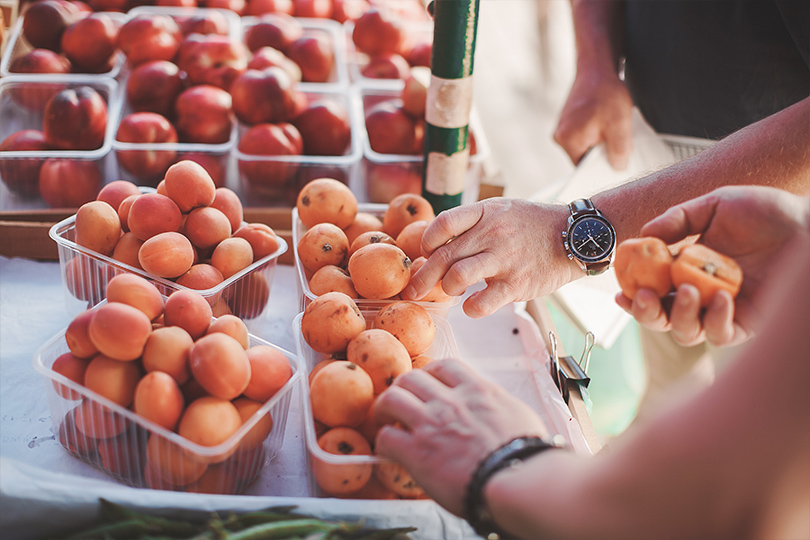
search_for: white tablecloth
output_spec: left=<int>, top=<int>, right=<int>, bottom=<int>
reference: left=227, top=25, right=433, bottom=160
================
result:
left=0, top=256, right=587, bottom=539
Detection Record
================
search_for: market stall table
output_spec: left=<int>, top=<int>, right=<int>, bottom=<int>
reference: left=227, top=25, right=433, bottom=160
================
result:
left=0, top=255, right=590, bottom=539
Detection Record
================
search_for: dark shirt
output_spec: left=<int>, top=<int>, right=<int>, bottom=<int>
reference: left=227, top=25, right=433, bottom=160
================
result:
left=623, top=0, right=810, bottom=139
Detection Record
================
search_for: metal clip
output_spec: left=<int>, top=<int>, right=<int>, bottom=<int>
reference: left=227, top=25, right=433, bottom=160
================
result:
left=548, top=331, right=595, bottom=404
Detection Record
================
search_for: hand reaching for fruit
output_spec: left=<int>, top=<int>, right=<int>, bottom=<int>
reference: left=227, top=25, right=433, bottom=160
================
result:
left=614, top=185, right=810, bottom=347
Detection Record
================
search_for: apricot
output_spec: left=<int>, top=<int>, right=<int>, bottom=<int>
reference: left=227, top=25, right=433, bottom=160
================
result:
left=232, top=223, right=280, bottom=261
left=178, top=396, right=243, bottom=447
left=83, top=354, right=142, bottom=407
left=614, top=237, right=675, bottom=299
left=97, top=436, right=144, bottom=485
left=343, top=212, right=384, bottom=245
left=671, top=244, right=743, bottom=307
left=348, top=230, right=396, bottom=258
left=139, top=231, right=195, bottom=279
left=127, top=192, right=182, bottom=241
left=189, top=333, right=251, bottom=399
left=225, top=272, right=270, bottom=319
left=309, top=358, right=340, bottom=386
left=348, top=243, right=411, bottom=299
left=395, top=220, right=429, bottom=262
left=409, top=257, right=452, bottom=302
left=375, top=461, right=425, bottom=498
left=142, top=325, right=193, bottom=384
left=382, top=193, right=435, bottom=238
left=233, top=397, right=274, bottom=451
left=146, top=434, right=208, bottom=486
left=211, top=237, right=253, bottom=279
left=207, top=314, right=250, bottom=350
left=73, top=400, right=128, bottom=439
left=243, top=345, right=293, bottom=402
left=185, top=463, right=239, bottom=495
left=163, top=160, right=217, bottom=213
left=296, top=177, right=358, bottom=229
left=65, top=309, right=98, bottom=359
left=310, top=361, right=374, bottom=427
left=97, top=180, right=141, bottom=211
left=184, top=206, right=232, bottom=251
left=164, top=289, right=213, bottom=340
left=411, top=355, right=435, bottom=369
left=342, top=475, right=398, bottom=500
left=51, top=352, right=90, bottom=400
left=88, top=302, right=153, bottom=361
left=297, top=222, right=350, bottom=273
left=117, top=193, right=140, bottom=232
left=74, top=200, right=121, bottom=256
left=176, top=263, right=225, bottom=294
left=374, top=301, right=436, bottom=357
left=58, top=407, right=99, bottom=459
left=309, top=265, right=357, bottom=297
left=311, top=427, right=372, bottom=496
left=347, top=329, right=412, bottom=394
left=301, top=291, right=366, bottom=354
left=65, top=256, right=107, bottom=302
left=134, top=371, right=184, bottom=430
left=209, top=187, right=244, bottom=233
left=112, top=232, right=145, bottom=270
left=105, top=273, right=164, bottom=321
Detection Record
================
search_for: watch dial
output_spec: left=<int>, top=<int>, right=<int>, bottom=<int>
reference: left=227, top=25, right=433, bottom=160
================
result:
left=570, top=217, right=615, bottom=260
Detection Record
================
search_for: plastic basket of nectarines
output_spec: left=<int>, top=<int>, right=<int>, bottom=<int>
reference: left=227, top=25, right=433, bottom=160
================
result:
left=293, top=288, right=460, bottom=499
left=292, top=179, right=461, bottom=316
left=49, top=162, right=288, bottom=327
left=32, top=276, right=302, bottom=495
left=0, top=75, right=120, bottom=210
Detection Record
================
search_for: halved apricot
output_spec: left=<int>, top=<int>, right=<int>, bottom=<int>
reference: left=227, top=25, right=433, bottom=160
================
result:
left=671, top=244, right=743, bottom=307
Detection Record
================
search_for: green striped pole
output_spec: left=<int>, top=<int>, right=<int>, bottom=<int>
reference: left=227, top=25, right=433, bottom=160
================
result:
left=422, top=0, right=480, bottom=213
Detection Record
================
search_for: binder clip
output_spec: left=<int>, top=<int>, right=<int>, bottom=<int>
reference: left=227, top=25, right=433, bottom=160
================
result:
left=548, top=331, right=595, bottom=404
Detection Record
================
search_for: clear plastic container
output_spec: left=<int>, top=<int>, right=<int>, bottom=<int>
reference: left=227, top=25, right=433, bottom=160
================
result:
left=293, top=311, right=459, bottom=499
left=0, top=12, right=128, bottom=79
left=291, top=203, right=461, bottom=315
left=359, top=87, right=490, bottom=206
left=127, top=5, right=242, bottom=40
left=241, top=15, right=349, bottom=92
left=234, top=87, right=363, bottom=207
left=33, top=316, right=302, bottom=495
left=49, top=192, right=288, bottom=330
left=0, top=75, right=120, bottom=211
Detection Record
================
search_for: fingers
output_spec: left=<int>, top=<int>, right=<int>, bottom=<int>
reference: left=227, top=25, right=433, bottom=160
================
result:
left=629, top=289, right=672, bottom=332
left=669, top=284, right=706, bottom=346
left=373, top=384, right=430, bottom=428
left=462, top=282, right=513, bottom=319
left=423, top=358, right=477, bottom=388
left=553, top=123, right=599, bottom=166
left=420, top=204, right=484, bottom=257
left=374, top=424, right=413, bottom=463
left=703, top=290, right=736, bottom=346
left=403, top=241, right=501, bottom=302
left=603, top=117, right=633, bottom=171
left=641, top=195, right=721, bottom=245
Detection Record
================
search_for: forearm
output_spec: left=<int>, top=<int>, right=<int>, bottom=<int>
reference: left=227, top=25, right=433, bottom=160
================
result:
left=594, top=97, right=810, bottom=244
left=570, top=0, right=625, bottom=75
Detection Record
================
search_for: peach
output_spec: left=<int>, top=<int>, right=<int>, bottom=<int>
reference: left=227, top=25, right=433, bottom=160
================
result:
left=65, top=309, right=98, bottom=359
left=348, top=243, right=411, bottom=300
left=395, top=220, right=429, bottom=262
left=51, top=352, right=90, bottom=400
left=225, top=272, right=270, bottom=319
left=310, top=361, right=374, bottom=427
left=373, top=301, right=436, bottom=357
left=207, top=314, right=250, bottom=350
left=83, top=354, right=142, bottom=407
left=211, top=237, right=254, bottom=279
left=164, top=289, right=213, bottom=340
left=296, top=178, right=358, bottom=229
left=105, top=273, right=164, bottom=321
left=297, top=222, right=349, bottom=273
left=111, top=232, right=144, bottom=270
left=383, top=193, right=435, bottom=238
left=301, top=291, right=366, bottom=354
left=343, top=212, right=384, bottom=245
left=134, top=371, right=185, bottom=431
left=243, top=345, right=293, bottom=402
left=178, top=396, right=242, bottom=447
left=74, top=200, right=121, bottom=256
left=163, top=160, right=217, bottom=213
left=232, top=223, right=280, bottom=261
left=88, top=302, right=153, bottom=361
left=142, top=325, right=194, bottom=384
left=183, top=206, right=232, bottom=251
left=347, top=329, right=411, bottom=394
left=189, top=333, right=251, bottom=399
left=210, top=187, right=244, bottom=233
left=309, top=265, right=357, bottom=297
left=311, top=427, right=372, bottom=496
left=232, top=397, right=274, bottom=451
left=138, top=231, right=195, bottom=279
left=96, top=180, right=141, bottom=211
left=127, top=192, right=183, bottom=241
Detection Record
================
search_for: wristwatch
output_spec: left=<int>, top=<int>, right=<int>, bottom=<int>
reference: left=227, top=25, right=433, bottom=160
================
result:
left=562, top=198, right=616, bottom=276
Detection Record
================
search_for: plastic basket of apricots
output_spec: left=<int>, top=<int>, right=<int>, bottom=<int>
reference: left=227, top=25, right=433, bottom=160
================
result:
left=294, top=290, right=460, bottom=499
left=49, top=160, right=287, bottom=329
left=33, top=275, right=301, bottom=494
left=292, top=177, right=461, bottom=315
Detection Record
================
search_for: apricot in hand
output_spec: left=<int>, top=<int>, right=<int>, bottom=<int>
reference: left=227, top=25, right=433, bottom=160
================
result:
left=614, top=237, right=675, bottom=299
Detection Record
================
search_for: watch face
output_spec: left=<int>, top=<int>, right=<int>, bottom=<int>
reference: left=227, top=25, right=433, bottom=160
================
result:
left=569, top=216, right=616, bottom=261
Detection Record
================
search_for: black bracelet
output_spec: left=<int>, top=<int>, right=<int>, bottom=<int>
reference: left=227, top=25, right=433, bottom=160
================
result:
left=463, top=435, right=566, bottom=540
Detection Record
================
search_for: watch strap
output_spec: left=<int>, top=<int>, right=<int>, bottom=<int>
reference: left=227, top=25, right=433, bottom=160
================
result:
left=568, top=198, right=597, bottom=217
left=463, top=436, right=565, bottom=540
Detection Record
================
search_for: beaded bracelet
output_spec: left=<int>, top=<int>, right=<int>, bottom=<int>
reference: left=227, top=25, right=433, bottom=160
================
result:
left=463, top=435, right=566, bottom=540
